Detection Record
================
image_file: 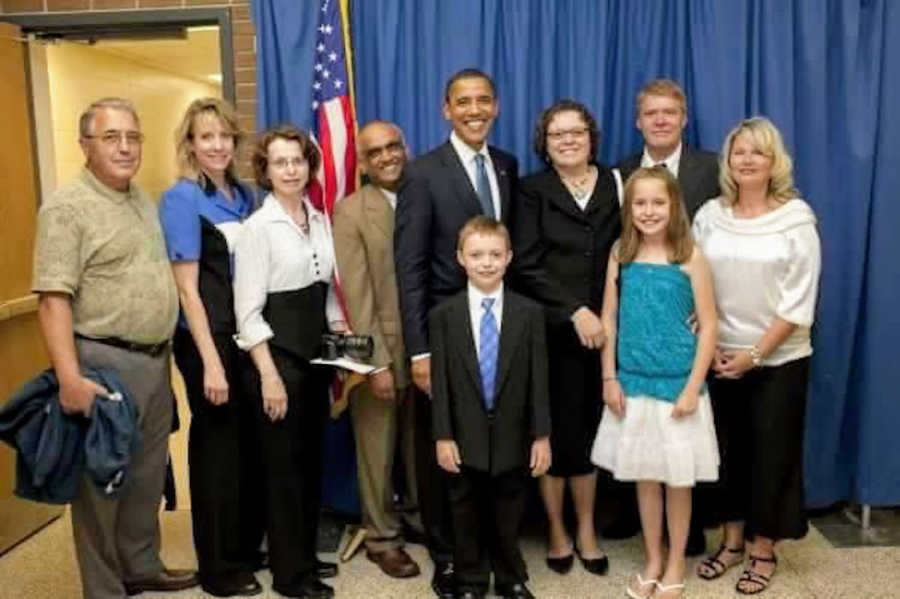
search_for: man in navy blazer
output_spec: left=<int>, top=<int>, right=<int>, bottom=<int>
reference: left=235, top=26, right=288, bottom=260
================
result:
left=616, top=78, right=720, bottom=220
left=394, top=68, right=518, bottom=599
left=609, top=79, right=720, bottom=556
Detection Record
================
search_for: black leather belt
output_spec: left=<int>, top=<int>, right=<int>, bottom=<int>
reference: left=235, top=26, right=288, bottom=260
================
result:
left=75, top=334, right=169, bottom=356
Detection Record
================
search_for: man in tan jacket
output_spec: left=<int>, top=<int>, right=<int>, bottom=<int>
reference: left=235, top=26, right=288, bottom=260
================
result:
left=333, top=121, right=421, bottom=578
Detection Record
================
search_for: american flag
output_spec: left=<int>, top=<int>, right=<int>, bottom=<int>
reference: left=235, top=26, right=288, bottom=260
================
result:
left=309, top=0, right=355, bottom=412
left=308, top=0, right=356, bottom=219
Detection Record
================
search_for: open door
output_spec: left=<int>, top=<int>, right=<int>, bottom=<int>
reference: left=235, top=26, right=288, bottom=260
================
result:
left=0, top=21, right=62, bottom=556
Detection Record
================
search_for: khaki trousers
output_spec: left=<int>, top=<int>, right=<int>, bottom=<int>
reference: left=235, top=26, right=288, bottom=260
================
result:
left=71, top=339, right=173, bottom=599
left=349, top=382, right=421, bottom=553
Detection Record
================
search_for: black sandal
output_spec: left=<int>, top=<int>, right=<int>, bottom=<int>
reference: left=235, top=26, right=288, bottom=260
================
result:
left=736, top=553, right=778, bottom=595
left=697, top=544, right=744, bottom=580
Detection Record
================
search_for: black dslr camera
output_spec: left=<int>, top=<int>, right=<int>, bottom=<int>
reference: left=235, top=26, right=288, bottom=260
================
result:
left=320, top=333, right=374, bottom=361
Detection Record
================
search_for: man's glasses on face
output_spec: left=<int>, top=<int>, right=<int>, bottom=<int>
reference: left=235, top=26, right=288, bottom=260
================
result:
left=365, top=141, right=404, bottom=162
left=83, top=130, right=145, bottom=146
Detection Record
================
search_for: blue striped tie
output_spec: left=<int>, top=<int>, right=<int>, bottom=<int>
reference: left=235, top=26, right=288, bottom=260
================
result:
left=479, top=297, right=499, bottom=411
left=474, top=154, right=495, bottom=218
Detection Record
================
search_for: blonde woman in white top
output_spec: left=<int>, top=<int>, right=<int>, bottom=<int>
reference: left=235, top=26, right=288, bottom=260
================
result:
left=692, top=117, right=821, bottom=596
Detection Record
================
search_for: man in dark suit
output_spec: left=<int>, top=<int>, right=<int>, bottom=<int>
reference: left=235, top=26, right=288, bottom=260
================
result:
left=616, top=78, right=720, bottom=219
left=431, top=216, right=550, bottom=599
left=607, top=79, right=720, bottom=556
left=395, top=68, right=518, bottom=599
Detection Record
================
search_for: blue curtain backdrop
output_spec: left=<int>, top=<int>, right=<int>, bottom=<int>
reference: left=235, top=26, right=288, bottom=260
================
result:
left=255, top=0, right=900, bottom=507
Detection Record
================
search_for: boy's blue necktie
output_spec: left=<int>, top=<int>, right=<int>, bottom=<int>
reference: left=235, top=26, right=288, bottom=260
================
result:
left=479, top=297, right=499, bottom=411
left=474, top=154, right=495, bottom=218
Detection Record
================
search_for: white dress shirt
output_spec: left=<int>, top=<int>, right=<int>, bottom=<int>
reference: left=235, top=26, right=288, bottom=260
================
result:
left=613, top=142, right=684, bottom=205
left=693, top=197, right=821, bottom=366
left=640, top=142, right=683, bottom=178
left=450, top=131, right=502, bottom=219
left=233, top=193, right=343, bottom=350
left=379, top=187, right=397, bottom=211
left=467, top=282, right=504, bottom=359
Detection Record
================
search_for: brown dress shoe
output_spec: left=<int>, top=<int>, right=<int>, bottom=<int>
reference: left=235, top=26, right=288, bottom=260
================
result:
left=124, top=567, right=199, bottom=595
left=366, top=548, right=421, bottom=578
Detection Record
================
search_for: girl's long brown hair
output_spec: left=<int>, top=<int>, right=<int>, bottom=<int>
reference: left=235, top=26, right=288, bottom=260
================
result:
left=617, top=166, right=693, bottom=264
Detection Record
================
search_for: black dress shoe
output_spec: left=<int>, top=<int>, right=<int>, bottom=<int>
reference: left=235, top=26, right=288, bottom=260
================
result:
left=496, top=582, right=535, bottom=599
left=272, top=577, right=334, bottom=599
left=201, top=573, right=262, bottom=597
left=431, top=561, right=455, bottom=599
left=575, top=549, right=609, bottom=576
left=686, top=526, right=707, bottom=557
left=124, top=568, right=199, bottom=595
left=545, top=552, right=574, bottom=574
left=315, top=559, right=338, bottom=579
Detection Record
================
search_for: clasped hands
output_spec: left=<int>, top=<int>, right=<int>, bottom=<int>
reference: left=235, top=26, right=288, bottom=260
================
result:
left=712, top=347, right=755, bottom=379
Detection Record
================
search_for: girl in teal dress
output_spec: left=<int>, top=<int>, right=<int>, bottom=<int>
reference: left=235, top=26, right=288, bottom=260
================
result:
left=591, top=167, right=719, bottom=599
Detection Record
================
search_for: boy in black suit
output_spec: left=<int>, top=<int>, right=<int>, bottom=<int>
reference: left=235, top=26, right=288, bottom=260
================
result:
left=430, top=216, right=551, bottom=599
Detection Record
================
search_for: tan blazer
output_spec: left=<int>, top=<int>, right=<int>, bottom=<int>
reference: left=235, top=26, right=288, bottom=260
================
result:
left=333, top=184, right=410, bottom=388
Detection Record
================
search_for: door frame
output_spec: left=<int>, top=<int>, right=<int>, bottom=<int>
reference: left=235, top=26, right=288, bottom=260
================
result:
left=2, top=8, right=236, bottom=105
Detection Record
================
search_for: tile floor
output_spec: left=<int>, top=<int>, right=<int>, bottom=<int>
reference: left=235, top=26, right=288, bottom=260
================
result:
left=2, top=507, right=899, bottom=598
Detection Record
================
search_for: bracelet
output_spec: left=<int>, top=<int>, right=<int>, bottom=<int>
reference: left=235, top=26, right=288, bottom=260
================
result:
left=748, top=345, right=763, bottom=368
left=602, top=375, right=617, bottom=382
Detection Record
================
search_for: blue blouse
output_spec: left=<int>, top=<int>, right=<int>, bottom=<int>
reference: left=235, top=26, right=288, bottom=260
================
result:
left=158, top=176, right=256, bottom=262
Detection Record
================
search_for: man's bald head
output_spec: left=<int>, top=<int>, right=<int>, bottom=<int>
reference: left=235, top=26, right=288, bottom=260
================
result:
left=358, top=120, right=407, bottom=192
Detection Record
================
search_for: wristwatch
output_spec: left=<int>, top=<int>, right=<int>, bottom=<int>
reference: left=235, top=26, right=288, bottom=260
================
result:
left=748, top=345, right=763, bottom=368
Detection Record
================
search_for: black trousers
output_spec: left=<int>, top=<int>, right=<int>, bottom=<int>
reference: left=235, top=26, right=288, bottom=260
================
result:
left=250, top=348, right=331, bottom=589
left=708, top=357, right=810, bottom=541
left=173, top=328, right=265, bottom=583
left=449, top=467, right=528, bottom=594
left=413, top=387, right=455, bottom=564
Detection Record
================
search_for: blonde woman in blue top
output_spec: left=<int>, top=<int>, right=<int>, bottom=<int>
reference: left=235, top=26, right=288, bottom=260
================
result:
left=591, top=167, right=719, bottom=599
left=159, top=98, right=263, bottom=597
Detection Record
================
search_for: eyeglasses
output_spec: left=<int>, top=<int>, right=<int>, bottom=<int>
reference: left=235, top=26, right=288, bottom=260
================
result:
left=83, top=130, right=145, bottom=146
left=270, top=157, right=307, bottom=170
left=364, top=141, right=404, bottom=162
left=547, top=127, right=589, bottom=141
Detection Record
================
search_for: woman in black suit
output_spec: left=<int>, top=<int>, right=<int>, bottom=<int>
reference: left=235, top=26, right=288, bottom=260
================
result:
left=512, top=100, right=621, bottom=576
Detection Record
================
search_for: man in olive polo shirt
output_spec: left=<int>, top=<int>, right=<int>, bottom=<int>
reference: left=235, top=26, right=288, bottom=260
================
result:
left=32, top=97, right=197, bottom=599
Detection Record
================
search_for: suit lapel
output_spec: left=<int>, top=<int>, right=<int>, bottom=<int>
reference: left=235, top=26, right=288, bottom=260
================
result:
left=545, top=171, right=589, bottom=221
left=439, top=142, right=483, bottom=216
left=493, top=291, right=526, bottom=401
left=490, top=148, right=513, bottom=221
left=450, top=294, right=483, bottom=393
left=678, top=145, right=699, bottom=202
left=363, top=185, right=394, bottom=242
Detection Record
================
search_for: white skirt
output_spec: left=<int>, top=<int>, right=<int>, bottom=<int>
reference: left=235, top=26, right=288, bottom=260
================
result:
left=590, top=392, right=720, bottom=487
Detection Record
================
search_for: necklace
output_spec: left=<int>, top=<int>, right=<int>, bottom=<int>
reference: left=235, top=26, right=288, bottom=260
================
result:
left=290, top=205, right=309, bottom=234
left=559, top=166, right=595, bottom=200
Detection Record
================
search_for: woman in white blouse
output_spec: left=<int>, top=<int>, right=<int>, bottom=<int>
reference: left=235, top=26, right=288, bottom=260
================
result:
left=692, top=117, right=820, bottom=595
left=233, top=125, right=345, bottom=599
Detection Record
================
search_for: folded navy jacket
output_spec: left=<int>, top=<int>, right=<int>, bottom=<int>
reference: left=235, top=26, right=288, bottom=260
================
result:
left=0, top=368, right=140, bottom=504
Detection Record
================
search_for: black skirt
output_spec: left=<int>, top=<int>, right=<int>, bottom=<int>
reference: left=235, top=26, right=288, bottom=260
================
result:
left=546, top=322, right=602, bottom=477
left=707, top=357, right=811, bottom=541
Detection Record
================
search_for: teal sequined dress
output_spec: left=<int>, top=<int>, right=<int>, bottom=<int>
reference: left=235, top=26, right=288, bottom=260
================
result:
left=617, top=263, right=703, bottom=402
left=590, top=262, right=719, bottom=486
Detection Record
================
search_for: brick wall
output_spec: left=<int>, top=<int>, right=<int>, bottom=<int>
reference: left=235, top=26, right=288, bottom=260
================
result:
left=0, top=0, right=258, bottom=172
